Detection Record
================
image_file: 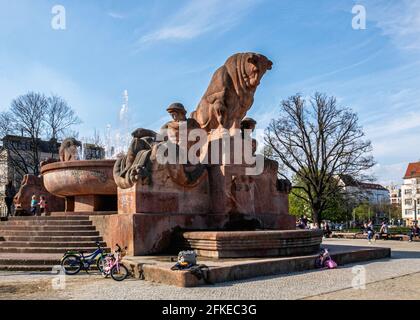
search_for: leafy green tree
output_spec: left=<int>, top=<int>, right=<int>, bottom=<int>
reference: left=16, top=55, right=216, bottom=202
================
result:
left=289, top=186, right=311, bottom=218
left=353, top=202, right=373, bottom=222
left=322, top=191, right=355, bottom=223
left=288, top=174, right=356, bottom=223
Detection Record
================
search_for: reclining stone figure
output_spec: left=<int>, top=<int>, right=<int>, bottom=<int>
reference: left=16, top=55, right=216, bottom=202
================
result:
left=113, top=103, right=206, bottom=189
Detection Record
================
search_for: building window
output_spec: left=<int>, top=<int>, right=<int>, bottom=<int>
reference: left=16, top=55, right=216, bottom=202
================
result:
left=406, top=209, right=413, bottom=216
left=405, top=189, right=412, bottom=194
left=405, top=199, right=413, bottom=206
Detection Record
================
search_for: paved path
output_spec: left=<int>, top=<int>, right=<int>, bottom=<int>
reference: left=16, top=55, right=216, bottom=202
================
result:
left=1, top=239, right=420, bottom=300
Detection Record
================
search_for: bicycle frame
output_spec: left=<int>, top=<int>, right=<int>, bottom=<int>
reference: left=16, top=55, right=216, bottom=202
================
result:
left=62, top=244, right=106, bottom=270
left=103, top=252, right=122, bottom=275
left=79, top=248, right=103, bottom=267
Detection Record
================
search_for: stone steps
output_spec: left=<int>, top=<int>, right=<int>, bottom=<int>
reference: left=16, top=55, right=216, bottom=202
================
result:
left=0, top=215, right=109, bottom=271
left=50, top=211, right=117, bottom=216
left=2, top=236, right=102, bottom=242
left=0, top=230, right=100, bottom=237
left=0, top=247, right=103, bottom=253
left=0, top=255, right=61, bottom=266
left=9, top=216, right=91, bottom=221
left=0, top=265, right=60, bottom=271
left=0, top=226, right=97, bottom=231
left=1, top=241, right=106, bottom=248
left=1, top=220, right=93, bottom=226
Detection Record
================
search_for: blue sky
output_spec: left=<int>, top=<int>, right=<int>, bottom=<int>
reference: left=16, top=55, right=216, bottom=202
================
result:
left=0, top=0, right=419, bottom=185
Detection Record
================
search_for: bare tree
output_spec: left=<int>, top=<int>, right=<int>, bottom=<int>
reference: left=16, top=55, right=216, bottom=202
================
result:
left=0, top=112, right=15, bottom=137
left=46, top=95, right=81, bottom=141
left=9, top=92, right=49, bottom=175
left=265, top=93, right=375, bottom=224
left=0, top=92, right=81, bottom=180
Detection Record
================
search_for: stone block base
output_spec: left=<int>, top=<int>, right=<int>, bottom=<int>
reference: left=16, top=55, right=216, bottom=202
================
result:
left=122, top=245, right=391, bottom=287
left=90, top=212, right=295, bottom=256
left=70, top=195, right=117, bottom=212
left=177, top=230, right=324, bottom=258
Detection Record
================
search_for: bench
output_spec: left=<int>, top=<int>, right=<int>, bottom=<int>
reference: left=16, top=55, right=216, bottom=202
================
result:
left=332, top=232, right=364, bottom=239
left=375, top=233, right=405, bottom=241
left=333, top=231, right=419, bottom=242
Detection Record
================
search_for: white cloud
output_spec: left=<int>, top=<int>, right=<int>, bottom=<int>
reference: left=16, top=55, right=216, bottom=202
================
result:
left=107, top=12, right=126, bottom=19
left=363, top=0, right=420, bottom=51
left=137, top=0, right=257, bottom=45
left=365, top=112, right=420, bottom=140
left=370, top=162, right=407, bottom=185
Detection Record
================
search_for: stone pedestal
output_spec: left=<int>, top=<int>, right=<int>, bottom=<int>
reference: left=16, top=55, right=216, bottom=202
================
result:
left=118, top=164, right=210, bottom=215
left=41, top=160, right=117, bottom=213
left=102, top=133, right=295, bottom=256
left=91, top=211, right=295, bottom=256
left=177, top=230, right=324, bottom=258
left=106, top=147, right=295, bottom=255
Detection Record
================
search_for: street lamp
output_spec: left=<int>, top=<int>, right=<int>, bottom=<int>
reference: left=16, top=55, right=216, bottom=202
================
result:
left=412, top=179, right=418, bottom=225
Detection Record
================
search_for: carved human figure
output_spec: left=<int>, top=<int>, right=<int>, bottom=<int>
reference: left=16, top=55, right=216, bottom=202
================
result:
left=192, top=52, right=273, bottom=132
left=161, top=103, right=201, bottom=148
left=241, top=117, right=257, bottom=155
left=161, top=103, right=188, bottom=144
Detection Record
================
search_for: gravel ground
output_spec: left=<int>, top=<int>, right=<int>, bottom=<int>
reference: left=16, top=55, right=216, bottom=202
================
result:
left=1, top=239, right=420, bottom=300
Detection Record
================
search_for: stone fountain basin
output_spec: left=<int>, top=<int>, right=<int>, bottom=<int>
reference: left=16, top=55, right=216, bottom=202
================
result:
left=41, top=160, right=117, bottom=197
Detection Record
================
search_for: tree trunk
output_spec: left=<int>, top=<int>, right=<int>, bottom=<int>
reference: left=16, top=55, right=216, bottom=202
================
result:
left=312, top=202, right=322, bottom=225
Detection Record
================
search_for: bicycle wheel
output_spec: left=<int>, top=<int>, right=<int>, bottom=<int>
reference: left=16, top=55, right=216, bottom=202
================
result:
left=110, top=264, right=129, bottom=281
left=96, top=255, right=107, bottom=273
left=61, top=255, right=82, bottom=275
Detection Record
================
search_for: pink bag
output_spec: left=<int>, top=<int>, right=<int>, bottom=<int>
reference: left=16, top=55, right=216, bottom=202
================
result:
left=325, top=259, right=337, bottom=269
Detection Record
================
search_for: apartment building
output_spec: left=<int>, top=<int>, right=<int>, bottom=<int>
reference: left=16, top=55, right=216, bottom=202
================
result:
left=401, top=162, right=420, bottom=223
left=386, top=184, right=402, bottom=206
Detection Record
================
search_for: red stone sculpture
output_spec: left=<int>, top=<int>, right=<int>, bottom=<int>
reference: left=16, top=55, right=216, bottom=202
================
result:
left=191, top=52, right=273, bottom=132
left=13, top=174, right=65, bottom=215
left=59, top=138, right=81, bottom=161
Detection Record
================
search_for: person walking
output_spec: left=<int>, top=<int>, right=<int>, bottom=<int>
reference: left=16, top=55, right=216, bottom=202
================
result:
left=409, top=223, right=420, bottom=242
left=366, top=220, right=375, bottom=244
left=43, top=201, right=49, bottom=216
left=30, top=195, right=39, bottom=216
left=39, top=196, right=46, bottom=216
left=4, top=180, right=16, bottom=218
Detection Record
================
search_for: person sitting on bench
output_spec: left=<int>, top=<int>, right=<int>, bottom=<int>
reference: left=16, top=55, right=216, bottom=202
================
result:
left=378, top=221, right=389, bottom=240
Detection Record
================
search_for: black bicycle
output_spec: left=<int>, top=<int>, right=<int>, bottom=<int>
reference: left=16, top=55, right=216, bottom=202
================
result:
left=61, top=241, right=107, bottom=275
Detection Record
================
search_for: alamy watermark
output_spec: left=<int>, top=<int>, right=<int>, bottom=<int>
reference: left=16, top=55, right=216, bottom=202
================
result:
left=153, top=126, right=265, bottom=175
left=352, top=5, right=366, bottom=30
left=351, top=265, right=366, bottom=290
left=51, top=265, right=66, bottom=290
left=51, top=5, right=66, bottom=30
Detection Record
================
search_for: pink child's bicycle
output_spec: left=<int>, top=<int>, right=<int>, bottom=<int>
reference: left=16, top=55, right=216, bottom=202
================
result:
left=102, top=244, right=129, bottom=281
